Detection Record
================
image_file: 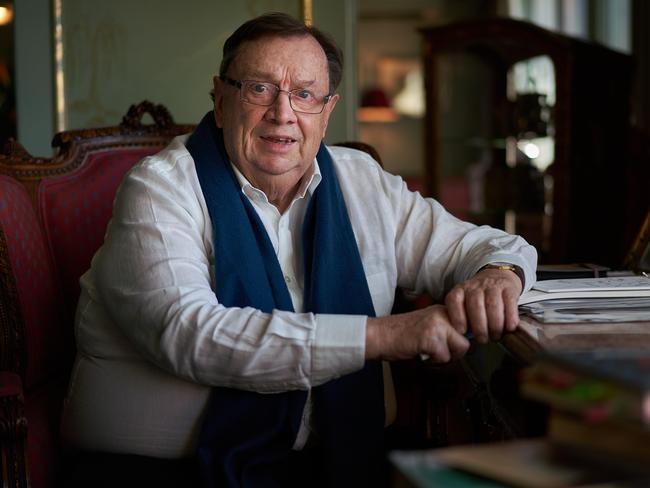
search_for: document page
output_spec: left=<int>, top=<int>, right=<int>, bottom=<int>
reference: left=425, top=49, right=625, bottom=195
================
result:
left=533, top=276, right=650, bottom=293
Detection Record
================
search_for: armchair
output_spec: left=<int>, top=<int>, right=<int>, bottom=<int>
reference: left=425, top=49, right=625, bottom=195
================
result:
left=0, top=102, right=192, bottom=487
left=0, top=101, right=419, bottom=486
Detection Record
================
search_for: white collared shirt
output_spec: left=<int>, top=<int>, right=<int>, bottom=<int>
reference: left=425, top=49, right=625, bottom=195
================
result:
left=229, top=160, right=321, bottom=316
left=61, top=136, right=537, bottom=458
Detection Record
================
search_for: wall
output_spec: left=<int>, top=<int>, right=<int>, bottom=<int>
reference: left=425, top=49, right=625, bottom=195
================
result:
left=59, top=0, right=300, bottom=129
left=313, top=0, right=357, bottom=144
left=13, top=0, right=357, bottom=156
left=14, top=0, right=55, bottom=156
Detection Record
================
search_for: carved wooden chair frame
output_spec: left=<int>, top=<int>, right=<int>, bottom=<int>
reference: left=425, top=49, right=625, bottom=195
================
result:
left=0, top=101, right=193, bottom=488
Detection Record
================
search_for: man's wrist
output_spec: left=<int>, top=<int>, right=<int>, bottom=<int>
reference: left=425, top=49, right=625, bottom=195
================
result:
left=479, top=263, right=525, bottom=290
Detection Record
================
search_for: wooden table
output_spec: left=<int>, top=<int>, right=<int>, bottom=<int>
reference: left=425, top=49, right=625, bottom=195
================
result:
left=503, top=316, right=650, bottom=364
left=419, top=317, right=650, bottom=446
left=392, top=318, right=650, bottom=486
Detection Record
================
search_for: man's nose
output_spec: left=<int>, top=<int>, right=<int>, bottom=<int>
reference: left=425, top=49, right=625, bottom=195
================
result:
left=266, top=91, right=297, bottom=124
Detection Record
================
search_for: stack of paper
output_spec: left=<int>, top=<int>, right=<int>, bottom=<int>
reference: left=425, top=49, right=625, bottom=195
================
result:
left=519, top=297, right=650, bottom=323
left=518, top=276, right=650, bottom=323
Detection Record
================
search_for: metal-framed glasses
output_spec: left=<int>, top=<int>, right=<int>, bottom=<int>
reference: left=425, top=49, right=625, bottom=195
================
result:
left=221, top=76, right=332, bottom=114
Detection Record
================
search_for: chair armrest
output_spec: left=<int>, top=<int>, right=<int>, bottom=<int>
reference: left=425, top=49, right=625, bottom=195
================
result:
left=0, top=370, right=29, bottom=487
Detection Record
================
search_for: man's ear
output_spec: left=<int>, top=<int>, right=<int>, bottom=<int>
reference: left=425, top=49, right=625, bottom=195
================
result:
left=321, top=93, right=340, bottom=137
left=213, top=76, right=225, bottom=128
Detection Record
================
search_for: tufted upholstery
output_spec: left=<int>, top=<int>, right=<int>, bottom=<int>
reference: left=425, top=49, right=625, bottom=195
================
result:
left=0, top=175, right=66, bottom=488
left=0, top=102, right=194, bottom=488
left=39, top=148, right=161, bottom=324
left=0, top=176, right=65, bottom=387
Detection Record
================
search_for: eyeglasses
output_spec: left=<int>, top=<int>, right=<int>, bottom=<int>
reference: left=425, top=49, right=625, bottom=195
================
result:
left=221, top=76, right=332, bottom=114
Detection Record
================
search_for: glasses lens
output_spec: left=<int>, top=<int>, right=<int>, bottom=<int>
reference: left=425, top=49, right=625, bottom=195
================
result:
left=290, top=89, right=322, bottom=114
left=242, top=81, right=277, bottom=105
left=240, top=81, right=326, bottom=113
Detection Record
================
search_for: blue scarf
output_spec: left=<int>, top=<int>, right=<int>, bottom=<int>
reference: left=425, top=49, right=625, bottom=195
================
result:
left=187, top=112, right=385, bottom=487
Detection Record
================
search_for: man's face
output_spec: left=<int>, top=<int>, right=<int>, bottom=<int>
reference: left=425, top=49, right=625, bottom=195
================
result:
left=213, top=35, right=338, bottom=190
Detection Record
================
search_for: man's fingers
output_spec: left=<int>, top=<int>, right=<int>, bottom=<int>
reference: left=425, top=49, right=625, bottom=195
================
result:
left=484, top=288, right=505, bottom=340
left=447, top=328, right=471, bottom=359
left=444, top=266, right=525, bottom=342
left=463, top=292, right=520, bottom=341
left=421, top=328, right=469, bottom=363
left=465, top=289, right=488, bottom=343
left=445, top=287, right=468, bottom=334
left=503, top=287, right=521, bottom=331
left=416, top=305, right=471, bottom=363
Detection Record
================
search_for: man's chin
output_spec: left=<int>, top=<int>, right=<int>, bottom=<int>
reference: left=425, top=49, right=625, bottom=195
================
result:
left=258, top=160, right=304, bottom=177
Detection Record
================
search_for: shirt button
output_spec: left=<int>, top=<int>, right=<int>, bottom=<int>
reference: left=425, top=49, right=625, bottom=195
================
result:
left=284, top=275, right=292, bottom=284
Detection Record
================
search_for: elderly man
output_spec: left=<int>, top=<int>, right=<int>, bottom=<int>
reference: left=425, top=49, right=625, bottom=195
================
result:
left=61, top=12, right=536, bottom=488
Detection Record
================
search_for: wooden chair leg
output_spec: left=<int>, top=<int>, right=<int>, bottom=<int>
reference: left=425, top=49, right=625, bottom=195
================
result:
left=1, top=377, right=29, bottom=488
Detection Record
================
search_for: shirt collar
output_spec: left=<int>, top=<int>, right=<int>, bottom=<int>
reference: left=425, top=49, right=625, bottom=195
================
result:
left=231, top=159, right=322, bottom=205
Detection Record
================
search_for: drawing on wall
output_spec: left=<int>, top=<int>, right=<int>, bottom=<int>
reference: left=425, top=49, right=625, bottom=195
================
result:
left=65, top=19, right=126, bottom=128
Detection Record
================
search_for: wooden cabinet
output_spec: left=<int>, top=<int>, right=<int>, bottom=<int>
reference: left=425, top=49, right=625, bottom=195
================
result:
left=420, top=18, right=633, bottom=266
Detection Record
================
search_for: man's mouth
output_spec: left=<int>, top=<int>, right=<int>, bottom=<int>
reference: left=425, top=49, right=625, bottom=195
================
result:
left=261, top=136, right=296, bottom=145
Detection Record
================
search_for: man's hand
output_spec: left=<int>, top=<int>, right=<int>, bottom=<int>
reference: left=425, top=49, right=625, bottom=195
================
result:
left=444, top=268, right=523, bottom=343
left=365, top=305, right=470, bottom=363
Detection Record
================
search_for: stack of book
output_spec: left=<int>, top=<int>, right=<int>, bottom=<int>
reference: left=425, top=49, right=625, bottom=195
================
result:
left=521, top=348, right=650, bottom=470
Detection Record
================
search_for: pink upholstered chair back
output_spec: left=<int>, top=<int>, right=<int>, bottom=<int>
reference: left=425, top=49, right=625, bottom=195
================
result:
left=0, top=101, right=194, bottom=488
left=38, top=147, right=163, bottom=323
left=5, top=103, right=194, bottom=325
left=0, top=175, right=67, bottom=487
left=0, top=175, right=66, bottom=387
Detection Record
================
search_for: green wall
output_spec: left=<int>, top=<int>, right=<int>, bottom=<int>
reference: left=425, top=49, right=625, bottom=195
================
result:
left=14, top=0, right=357, bottom=156
left=314, top=0, right=358, bottom=144
left=14, top=0, right=56, bottom=156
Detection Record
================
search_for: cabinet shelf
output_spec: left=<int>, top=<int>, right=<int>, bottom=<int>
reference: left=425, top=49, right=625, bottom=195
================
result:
left=419, top=18, right=633, bottom=266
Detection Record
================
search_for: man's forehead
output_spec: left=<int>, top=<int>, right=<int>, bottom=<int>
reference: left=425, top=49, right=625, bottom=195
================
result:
left=231, top=35, right=329, bottom=79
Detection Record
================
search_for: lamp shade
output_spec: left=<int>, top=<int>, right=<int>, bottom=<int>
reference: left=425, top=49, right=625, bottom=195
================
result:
left=361, top=89, right=391, bottom=108
left=0, top=4, right=13, bottom=25
left=358, top=88, right=398, bottom=122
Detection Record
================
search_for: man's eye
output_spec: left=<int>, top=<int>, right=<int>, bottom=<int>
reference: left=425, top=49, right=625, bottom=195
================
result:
left=295, top=90, right=315, bottom=100
left=251, top=84, right=268, bottom=93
